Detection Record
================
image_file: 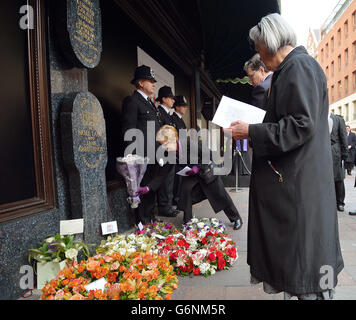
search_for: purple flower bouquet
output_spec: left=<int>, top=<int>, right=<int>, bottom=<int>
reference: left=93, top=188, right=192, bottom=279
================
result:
left=116, top=154, right=149, bottom=208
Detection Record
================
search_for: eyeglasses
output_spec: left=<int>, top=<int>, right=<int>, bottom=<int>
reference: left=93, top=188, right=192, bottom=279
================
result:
left=247, top=71, right=257, bottom=80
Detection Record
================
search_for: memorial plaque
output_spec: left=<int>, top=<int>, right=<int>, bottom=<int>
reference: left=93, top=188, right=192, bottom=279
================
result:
left=61, top=92, right=109, bottom=244
left=55, top=0, right=102, bottom=68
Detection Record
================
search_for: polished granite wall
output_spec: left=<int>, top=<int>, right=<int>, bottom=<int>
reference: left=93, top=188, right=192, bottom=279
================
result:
left=0, top=1, right=133, bottom=300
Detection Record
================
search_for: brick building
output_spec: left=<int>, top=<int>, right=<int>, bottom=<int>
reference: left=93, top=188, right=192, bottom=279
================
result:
left=317, top=0, right=356, bottom=128
left=306, top=28, right=321, bottom=59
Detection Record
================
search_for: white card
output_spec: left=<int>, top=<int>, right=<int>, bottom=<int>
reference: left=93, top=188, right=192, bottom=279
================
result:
left=85, top=277, right=107, bottom=293
left=212, top=95, right=266, bottom=128
left=154, top=234, right=166, bottom=240
left=138, top=222, right=144, bottom=231
left=60, top=219, right=84, bottom=235
left=101, top=221, right=118, bottom=235
left=176, top=166, right=192, bottom=176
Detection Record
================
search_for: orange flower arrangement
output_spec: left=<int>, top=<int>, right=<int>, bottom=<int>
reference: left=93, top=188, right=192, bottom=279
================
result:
left=41, top=251, right=178, bottom=300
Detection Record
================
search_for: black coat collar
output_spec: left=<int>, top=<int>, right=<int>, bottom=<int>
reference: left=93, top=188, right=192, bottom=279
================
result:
left=275, top=46, right=308, bottom=73
left=133, top=90, right=156, bottom=111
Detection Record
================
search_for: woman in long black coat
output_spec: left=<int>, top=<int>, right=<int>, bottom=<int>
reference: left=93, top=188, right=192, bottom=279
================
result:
left=228, top=13, right=343, bottom=299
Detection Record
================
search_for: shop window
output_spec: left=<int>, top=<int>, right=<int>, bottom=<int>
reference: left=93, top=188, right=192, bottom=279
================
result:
left=0, top=0, right=55, bottom=223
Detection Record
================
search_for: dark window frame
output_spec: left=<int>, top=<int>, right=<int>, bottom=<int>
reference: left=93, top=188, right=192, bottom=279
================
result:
left=0, top=0, right=55, bottom=223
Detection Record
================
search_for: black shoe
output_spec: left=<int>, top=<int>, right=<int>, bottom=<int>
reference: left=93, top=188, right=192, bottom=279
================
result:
left=159, top=208, right=179, bottom=217
left=233, top=218, right=243, bottom=230
left=349, top=210, right=356, bottom=216
left=337, top=205, right=344, bottom=212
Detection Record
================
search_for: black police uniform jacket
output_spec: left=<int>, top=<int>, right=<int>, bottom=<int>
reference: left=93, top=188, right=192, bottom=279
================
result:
left=171, top=112, right=187, bottom=130
left=330, top=113, right=348, bottom=181
left=247, top=46, right=344, bottom=295
left=157, top=105, right=174, bottom=126
left=121, top=91, right=162, bottom=156
left=177, top=139, right=235, bottom=214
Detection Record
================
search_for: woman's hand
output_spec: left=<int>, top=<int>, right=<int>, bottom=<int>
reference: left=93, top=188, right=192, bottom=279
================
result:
left=136, top=186, right=149, bottom=196
left=224, top=121, right=249, bottom=140
left=186, top=165, right=200, bottom=176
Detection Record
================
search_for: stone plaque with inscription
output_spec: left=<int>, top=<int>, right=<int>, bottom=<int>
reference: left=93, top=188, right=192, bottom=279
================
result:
left=54, top=0, right=102, bottom=68
left=61, top=91, right=109, bottom=244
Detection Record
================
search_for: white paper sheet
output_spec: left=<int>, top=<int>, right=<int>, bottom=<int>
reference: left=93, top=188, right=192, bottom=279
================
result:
left=85, top=277, right=108, bottom=293
left=176, top=166, right=192, bottom=176
left=212, top=95, right=266, bottom=128
left=101, top=221, right=118, bottom=235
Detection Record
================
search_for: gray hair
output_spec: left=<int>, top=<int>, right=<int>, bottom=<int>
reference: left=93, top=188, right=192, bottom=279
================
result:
left=244, top=53, right=269, bottom=73
left=249, top=13, right=297, bottom=55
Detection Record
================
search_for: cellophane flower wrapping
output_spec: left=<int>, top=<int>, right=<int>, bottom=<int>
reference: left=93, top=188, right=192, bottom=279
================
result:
left=116, top=154, right=148, bottom=208
left=182, top=217, right=226, bottom=234
left=96, top=233, right=159, bottom=256
left=135, top=221, right=180, bottom=239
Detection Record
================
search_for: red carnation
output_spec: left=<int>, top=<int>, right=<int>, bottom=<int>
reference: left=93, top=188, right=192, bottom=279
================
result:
left=193, top=267, right=200, bottom=275
left=166, top=236, right=174, bottom=244
left=177, top=239, right=185, bottom=247
left=226, top=247, right=237, bottom=259
left=218, top=258, right=226, bottom=270
left=208, top=252, right=216, bottom=261
left=179, top=265, right=187, bottom=272
left=216, top=250, right=223, bottom=258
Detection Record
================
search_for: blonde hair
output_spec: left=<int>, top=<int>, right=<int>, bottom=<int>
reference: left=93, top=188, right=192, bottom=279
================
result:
left=156, top=125, right=178, bottom=145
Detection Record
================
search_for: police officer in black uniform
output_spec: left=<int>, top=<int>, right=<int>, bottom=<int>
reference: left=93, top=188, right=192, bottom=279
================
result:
left=121, top=65, right=164, bottom=223
left=155, top=86, right=179, bottom=217
left=171, top=95, right=188, bottom=131
left=171, top=95, right=189, bottom=205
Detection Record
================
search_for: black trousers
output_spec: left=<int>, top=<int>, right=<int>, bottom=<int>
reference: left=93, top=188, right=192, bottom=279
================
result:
left=173, top=167, right=183, bottom=205
left=157, top=165, right=175, bottom=213
left=345, top=162, right=354, bottom=174
left=182, top=183, right=241, bottom=223
left=334, top=180, right=345, bottom=206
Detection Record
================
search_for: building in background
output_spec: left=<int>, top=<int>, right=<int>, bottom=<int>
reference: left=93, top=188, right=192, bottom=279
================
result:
left=317, top=0, right=356, bottom=128
left=306, top=28, right=321, bottom=58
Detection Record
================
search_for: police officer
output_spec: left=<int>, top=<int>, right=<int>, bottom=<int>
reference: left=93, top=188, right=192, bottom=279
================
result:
left=171, top=95, right=188, bottom=131
left=155, top=86, right=179, bottom=217
left=121, top=65, right=162, bottom=154
left=121, top=65, right=163, bottom=223
left=171, top=95, right=189, bottom=205
left=157, top=86, right=175, bottom=126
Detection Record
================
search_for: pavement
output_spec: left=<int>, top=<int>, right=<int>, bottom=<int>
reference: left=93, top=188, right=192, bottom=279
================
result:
left=168, top=173, right=356, bottom=301
left=19, top=173, right=356, bottom=300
